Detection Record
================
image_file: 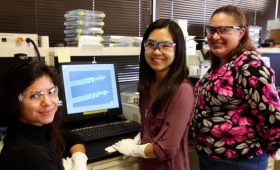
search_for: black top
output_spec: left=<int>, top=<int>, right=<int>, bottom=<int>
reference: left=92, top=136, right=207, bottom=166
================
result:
left=0, top=121, right=83, bottom=170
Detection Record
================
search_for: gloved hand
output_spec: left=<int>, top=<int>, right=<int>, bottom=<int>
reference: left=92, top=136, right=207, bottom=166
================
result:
left=62, top=157, right=73, bottom=170
left=133, top=132, right=141, bottom=145
left=105, top=146, right=116, bottom=153
left=105, top=132, right=141, bottom=154
left=105, top=139, right=134, bottom=154
left=122, top=133, right=141, bottom=159
left=71, top=152, right=88, bottom=170
left=112, top=139, right=149, bottom=158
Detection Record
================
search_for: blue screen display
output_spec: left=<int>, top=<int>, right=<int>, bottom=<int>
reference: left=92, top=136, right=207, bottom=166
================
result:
left=61, top=63, right=120, bottom=114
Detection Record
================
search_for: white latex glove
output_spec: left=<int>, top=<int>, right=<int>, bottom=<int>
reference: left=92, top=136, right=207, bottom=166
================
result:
left=133, top=132, right=141, bottom=145
left=105, top=146, right=117, bottom=153
left=272, top=149, right=280, bottom=160
left=123, top=133, right=141, bottom=159
left=62, top=157, right=73, bottom=170
left=112, top=139, right=149, bottom=158
left=71, top=152, right=88, bottom=170
left=105, top=132, right=141, bottom=154
left=105, top=139, right=134, bottom=153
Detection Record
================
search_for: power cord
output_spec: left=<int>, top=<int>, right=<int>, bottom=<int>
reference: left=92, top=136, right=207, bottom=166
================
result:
left=26, top=38, right=41, bottom=62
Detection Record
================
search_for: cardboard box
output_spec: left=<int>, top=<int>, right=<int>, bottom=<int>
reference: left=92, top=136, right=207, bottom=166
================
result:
left=268, top=29, right=280, bottom=44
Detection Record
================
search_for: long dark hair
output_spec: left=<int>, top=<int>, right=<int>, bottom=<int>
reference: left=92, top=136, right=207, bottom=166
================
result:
left=138, top=19, right=190, bottom=116
left=0, top=60, right=65, bottom=162
left=209, top=5, right=256, bottom=68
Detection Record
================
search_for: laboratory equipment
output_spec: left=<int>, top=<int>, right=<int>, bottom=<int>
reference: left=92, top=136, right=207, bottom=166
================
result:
left=187, top=36, right=210, bottom=78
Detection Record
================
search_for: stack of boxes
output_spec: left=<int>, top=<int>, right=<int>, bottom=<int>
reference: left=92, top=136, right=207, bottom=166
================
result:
left=101, top=36, right=142, bottom=48
left=64, top=9, right=105, bottom=47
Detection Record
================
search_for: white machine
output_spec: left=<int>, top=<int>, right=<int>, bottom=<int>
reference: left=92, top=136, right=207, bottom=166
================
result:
left=172, top=19, right=211, bottom=78
left=267, top=18, right=280, bottom=44
left=120, top=92, right=139, bottom=105
left=0, top=33, right=50, bottom=69
left=0, top=33, right=49, bottom=48
left=267, top=18, right=280, bottom=30
left=0, top=33, right=39, bottom=47
left=187, top=36, right=211, bottom=78
left=121, top=103, right=141, bottom=123
left=173, top=19, right=188, bottom=40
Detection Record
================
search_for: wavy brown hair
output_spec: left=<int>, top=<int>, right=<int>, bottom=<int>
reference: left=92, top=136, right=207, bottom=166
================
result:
left=0, top=60, right=65, bottom=162
left=138, top=19, right=191, bottom=116
left=209, top=5, right=256, bottom=68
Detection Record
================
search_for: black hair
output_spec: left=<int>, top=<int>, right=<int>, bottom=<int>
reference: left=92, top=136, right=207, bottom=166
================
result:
left=138, top=19, right=191, bottom=116
left=0, top=60, right=65, bottom=162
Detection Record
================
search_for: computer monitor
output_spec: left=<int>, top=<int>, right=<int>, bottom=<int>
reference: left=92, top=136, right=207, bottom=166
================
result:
left=261, top=54, right=280, bottom=88
left=59, top=62, right=123, bottom=123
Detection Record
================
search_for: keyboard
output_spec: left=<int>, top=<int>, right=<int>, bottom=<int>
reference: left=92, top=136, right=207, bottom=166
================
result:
left=71, top=120, right=141, bottom=141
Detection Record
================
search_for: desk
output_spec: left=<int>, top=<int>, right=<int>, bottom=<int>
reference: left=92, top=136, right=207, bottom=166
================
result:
left=85, top=134, right=199, bottom=170
left=85, top=132, right=137, bottom=163
left=85, top=132, right=140, bottom=170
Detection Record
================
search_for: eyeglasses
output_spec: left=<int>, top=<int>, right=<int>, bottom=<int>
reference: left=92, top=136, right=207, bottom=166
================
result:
left=144, top=40, right=176, bottom=53
left=18, top=86, right=58, bottom=103
left=206, top=26, right=241, bottom=36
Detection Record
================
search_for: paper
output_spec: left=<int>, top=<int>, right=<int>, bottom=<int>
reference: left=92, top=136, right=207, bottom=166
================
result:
left=57, top=49, right=71, bottom=63
left=78, top=36, right=100, bottom=48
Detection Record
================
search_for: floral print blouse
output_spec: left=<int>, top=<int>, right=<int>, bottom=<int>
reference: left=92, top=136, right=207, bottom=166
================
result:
left=192, top=51, right=280, bottom=160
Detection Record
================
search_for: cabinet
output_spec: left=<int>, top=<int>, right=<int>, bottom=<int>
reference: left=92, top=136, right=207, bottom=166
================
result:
left=87, top=145, right=200, bottom=170
left=267, top=157, right=274, bottom=170
left=87, top=156, right=140, bottom=170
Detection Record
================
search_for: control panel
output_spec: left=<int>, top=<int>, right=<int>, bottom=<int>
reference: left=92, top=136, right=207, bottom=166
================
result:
left=0, top=33, right=38, bottom=47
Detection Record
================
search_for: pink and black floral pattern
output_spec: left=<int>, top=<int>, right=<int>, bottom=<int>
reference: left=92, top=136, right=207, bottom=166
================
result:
left=192, top=51, right=280, bottom=160
left=213, top=71, right=234, bottom=97
left=248, top=76, right=258, bottom=87
left=226, top=149, right=237, bottom=159
left=211, top=122, right=247, bottom=145
left=228, top=104, right=255, bottom=126
left=262, top=84, right=280, bottom=111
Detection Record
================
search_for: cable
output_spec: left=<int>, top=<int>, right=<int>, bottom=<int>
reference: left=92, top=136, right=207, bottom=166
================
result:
left=26, top=38, right=41, bottom=61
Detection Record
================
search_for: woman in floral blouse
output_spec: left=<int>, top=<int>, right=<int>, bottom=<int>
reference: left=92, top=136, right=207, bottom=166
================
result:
left=192, top=5, right=280, bottom=170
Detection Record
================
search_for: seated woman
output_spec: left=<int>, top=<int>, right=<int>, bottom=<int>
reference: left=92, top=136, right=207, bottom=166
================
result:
left=0, top=60, right=87, bottom=170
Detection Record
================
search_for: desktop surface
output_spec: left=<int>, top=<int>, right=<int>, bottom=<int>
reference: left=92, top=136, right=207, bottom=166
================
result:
left=85, top=131, right=138, bottom=163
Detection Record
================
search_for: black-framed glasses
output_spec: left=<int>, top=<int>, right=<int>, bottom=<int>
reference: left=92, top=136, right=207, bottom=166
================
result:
left=144, top=40, right=176, bottom=53
left=18, top=86, right=59, bottom=103
left=206, top=26, right=241, bottom=36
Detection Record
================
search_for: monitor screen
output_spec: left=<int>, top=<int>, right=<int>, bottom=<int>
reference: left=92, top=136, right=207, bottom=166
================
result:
left=261, top=54, right=280, bottom=88
left=59, top=62, right=122, bottom=122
